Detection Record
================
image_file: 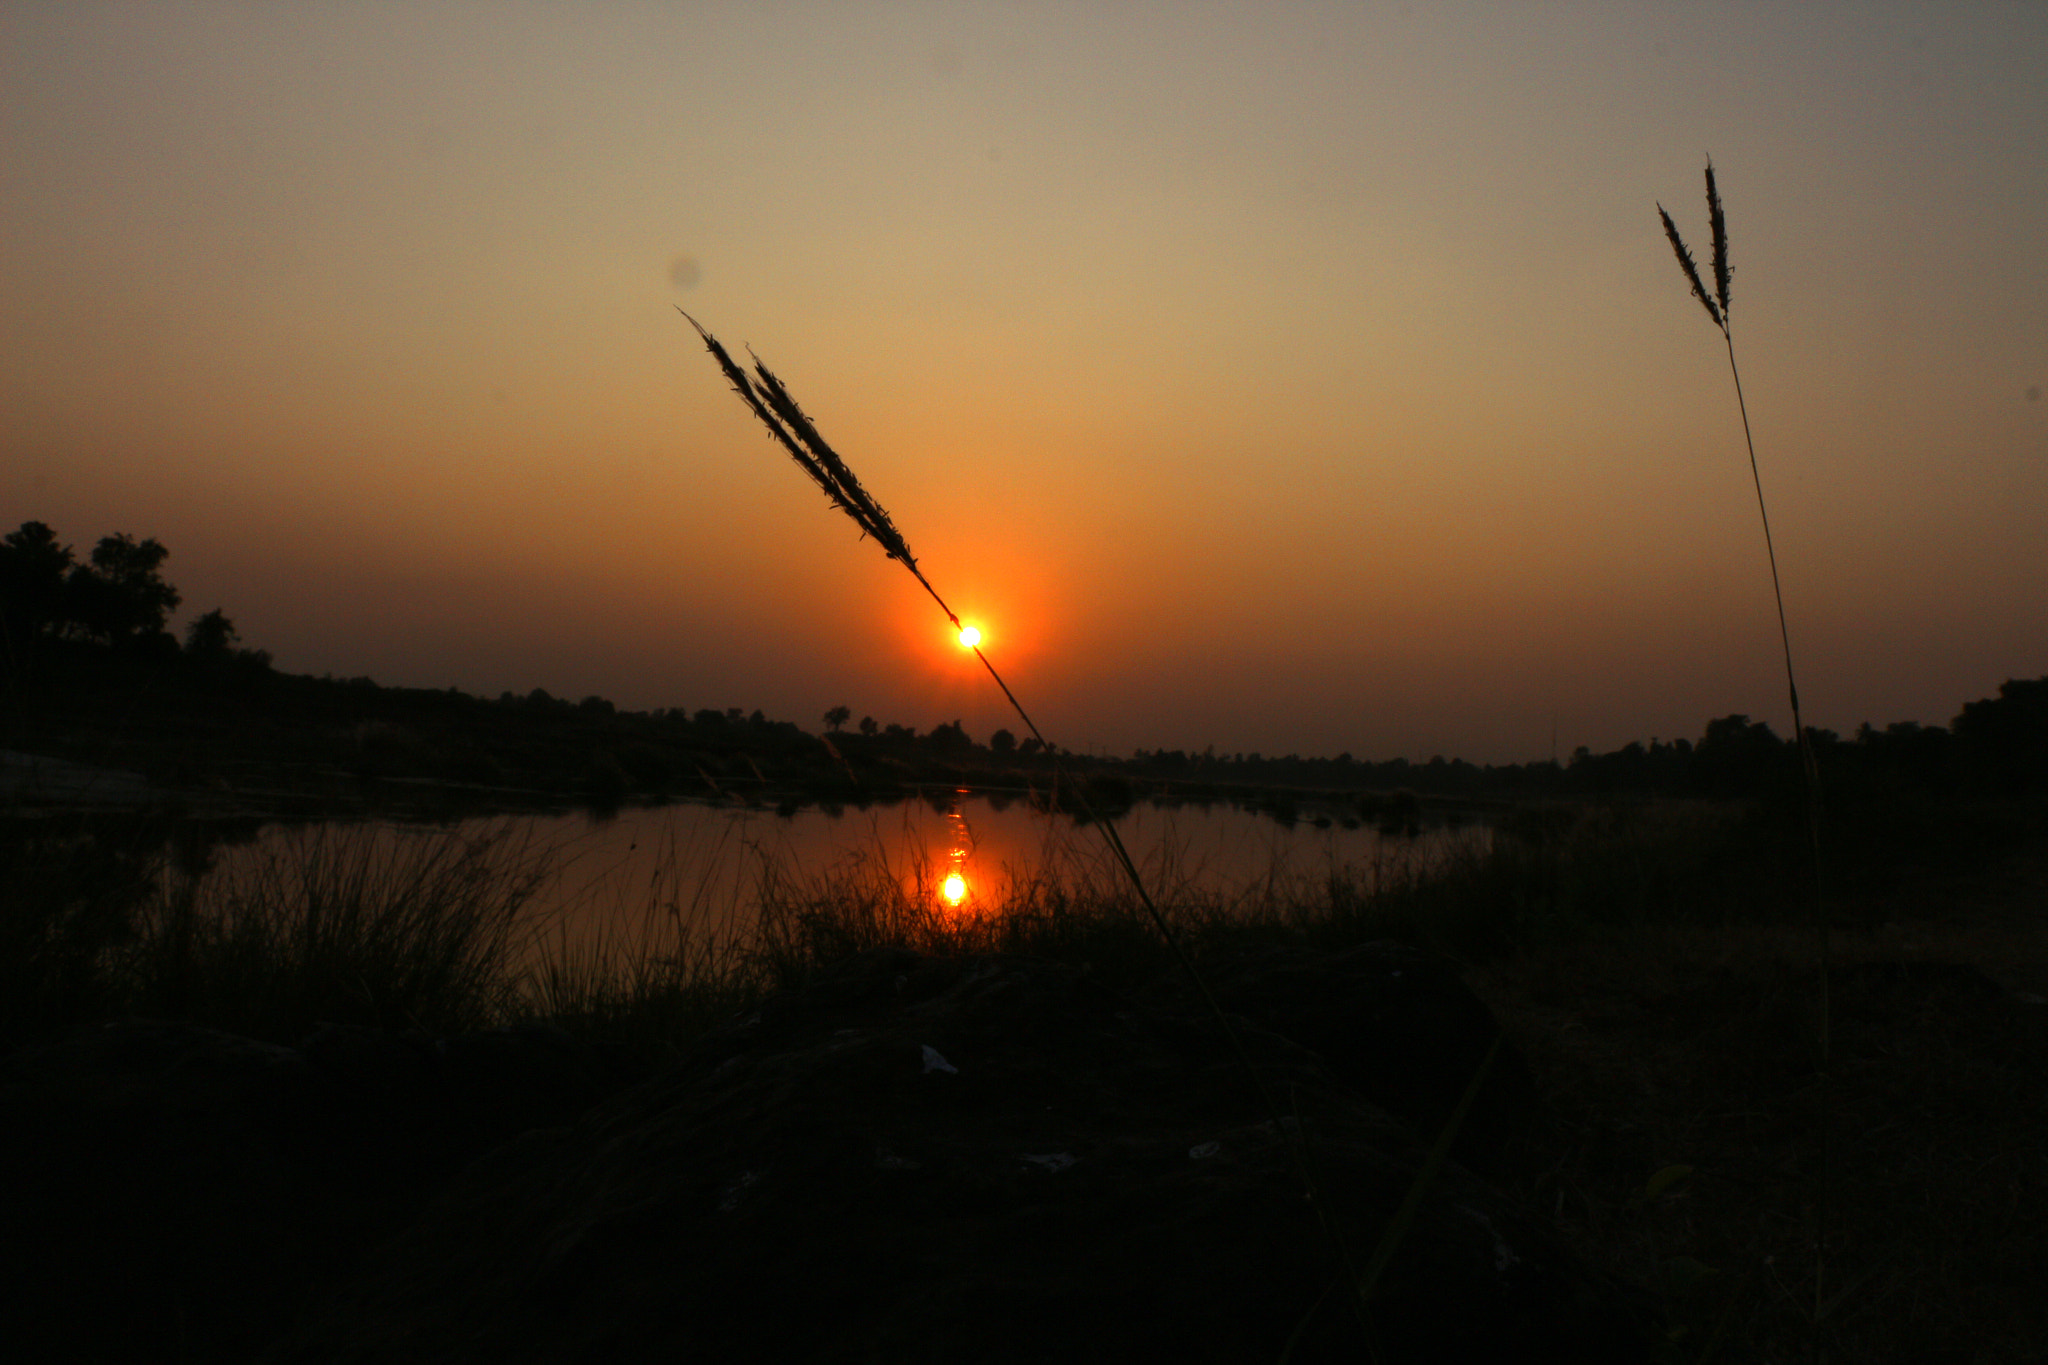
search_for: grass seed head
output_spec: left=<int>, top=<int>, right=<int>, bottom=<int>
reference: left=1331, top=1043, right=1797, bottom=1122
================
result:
left=1659, top=203, right=1724, bottom=331
left=681, top=310, right=918, bottom=568
left=1706, top=159, right=1732, bottom=320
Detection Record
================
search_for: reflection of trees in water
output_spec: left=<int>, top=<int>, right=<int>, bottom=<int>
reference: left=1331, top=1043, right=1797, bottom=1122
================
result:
left=3, top=810, right=258, bottom=1038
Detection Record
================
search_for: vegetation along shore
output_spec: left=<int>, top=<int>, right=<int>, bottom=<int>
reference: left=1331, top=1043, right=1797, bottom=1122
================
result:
left=4, top=517, right=2046, bottom=1360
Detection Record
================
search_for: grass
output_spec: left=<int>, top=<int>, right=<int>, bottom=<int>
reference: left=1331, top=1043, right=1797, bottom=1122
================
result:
left=1467, top=864, right=2048, bottom=1362
left=1663, top=157, right=1839, bottom=1350
left=0, top=811, right=166, bottom=1042
left=678, top=308, right=1395, bottom=1326
left=2, top=792, right=2042, bottom=1361
left=0, top=792, right=1802, bottom=1042
left=124, top=818, right=564, bottom=1041
left=0, top=166, right=2012, bottom=1354
left=0, top=815, right=563, bottom=1047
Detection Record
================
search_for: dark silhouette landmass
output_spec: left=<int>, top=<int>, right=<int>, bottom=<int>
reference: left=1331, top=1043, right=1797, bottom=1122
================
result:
left=5, top=522, right=2046, bottom=1362
left=5, top=520, right=2044, bottom=824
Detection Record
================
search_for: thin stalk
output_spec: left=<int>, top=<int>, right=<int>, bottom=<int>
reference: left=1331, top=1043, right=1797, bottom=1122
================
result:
left=680, top=311, right=1371, bottom=1337
left=1724, top=319, right=1830, bottom=1323
left=1662, top=160, right=1831, bottom=1343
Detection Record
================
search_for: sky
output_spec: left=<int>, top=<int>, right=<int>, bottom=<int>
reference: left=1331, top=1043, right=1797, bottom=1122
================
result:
left=4, top=1, right=2044, bottom=765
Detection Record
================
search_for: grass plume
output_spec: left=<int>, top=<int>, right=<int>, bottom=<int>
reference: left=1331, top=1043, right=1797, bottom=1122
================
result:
left=1656, top=160, right=1810, bottom=803
left=677, top=311, right=1123, bottom=884
left=679, top=310, right=917, bottom=569
left=1706, top=159, right=1733, bottom=320
left=1658, top=205, right=1721, bottom=329
left=678, top=311, right=1379, bottom=1337
left=1660, top=154, right=1835, bottom=1342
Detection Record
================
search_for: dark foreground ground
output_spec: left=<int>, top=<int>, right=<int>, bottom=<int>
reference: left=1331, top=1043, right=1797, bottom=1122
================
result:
left=0, top=825, right=2041, bottom=1362
left=1467, top=842, right=2048, bottom=1362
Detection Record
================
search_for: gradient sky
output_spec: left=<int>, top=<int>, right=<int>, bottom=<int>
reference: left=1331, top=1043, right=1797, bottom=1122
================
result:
left=5, top=2, right=2044, bottom=765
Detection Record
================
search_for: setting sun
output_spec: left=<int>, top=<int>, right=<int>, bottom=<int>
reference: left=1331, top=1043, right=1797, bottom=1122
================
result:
left=941, top=873, right=967, bottom=905
left=957, top=626, right=982, bottom=649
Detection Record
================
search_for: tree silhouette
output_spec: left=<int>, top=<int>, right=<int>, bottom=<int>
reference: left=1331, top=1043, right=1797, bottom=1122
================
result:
left=0, top=521, right=76, bottom=663
left=823, top=704, right=852, bottom=732
left=66, top=533, right=181, bottom=646
left=184, top=608, right=239, bottom=660
left=858, top=715, right=878, bottom=737
left=989, top=727, right=1017, bottom=756
left=924, top=719, right=971, bottom=754
left=1954, top=678, right=2048, bottom=795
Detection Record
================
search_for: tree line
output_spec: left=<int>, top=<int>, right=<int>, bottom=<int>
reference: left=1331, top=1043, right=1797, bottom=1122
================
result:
left=7, top=519, right=2042, bottom=804
left=0, top=520, right=267, bottom=676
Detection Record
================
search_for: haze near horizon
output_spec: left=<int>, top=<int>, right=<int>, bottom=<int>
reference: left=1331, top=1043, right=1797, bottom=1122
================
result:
left=5, top=2, right=2044, bottom=764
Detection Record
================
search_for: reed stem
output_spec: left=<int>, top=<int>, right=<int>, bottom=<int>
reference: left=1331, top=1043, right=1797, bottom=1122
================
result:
left=679, top=312, right=1372, bottom=1334
left=1662, top=160, right=1832, bottom=1343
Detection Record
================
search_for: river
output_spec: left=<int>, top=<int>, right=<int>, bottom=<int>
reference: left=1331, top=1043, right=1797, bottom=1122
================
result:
left=171, top=787, right=1492, bottom=979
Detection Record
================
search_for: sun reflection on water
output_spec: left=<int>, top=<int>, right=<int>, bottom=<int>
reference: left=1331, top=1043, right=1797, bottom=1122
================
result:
left=938, top=788, right=975, bottom=910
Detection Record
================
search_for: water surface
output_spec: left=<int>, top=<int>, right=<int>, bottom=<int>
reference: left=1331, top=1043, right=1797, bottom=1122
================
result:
left=183, top=789, right=1491, bottom=975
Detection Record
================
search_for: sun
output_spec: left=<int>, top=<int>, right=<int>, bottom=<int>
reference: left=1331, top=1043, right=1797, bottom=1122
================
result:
left=941, top=872, right=967, bottom=905
left=957, top=625, right=982, bottom=649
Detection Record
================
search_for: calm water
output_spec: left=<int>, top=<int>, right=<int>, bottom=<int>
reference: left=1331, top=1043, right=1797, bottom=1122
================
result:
left=186, top=789, right=1491, bottom=973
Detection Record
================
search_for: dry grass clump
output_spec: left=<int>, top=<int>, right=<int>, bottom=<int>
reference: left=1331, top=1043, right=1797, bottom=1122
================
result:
left=121, top=820, right=559, bottom=1041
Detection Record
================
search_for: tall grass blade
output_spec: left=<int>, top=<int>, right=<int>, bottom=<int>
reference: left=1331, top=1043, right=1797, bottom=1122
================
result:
left=678, top=310, right=917, bottom=567
left=680, top=312, right=1371, bottom=1337
left=1659, top=156, right=1832, bottom=1341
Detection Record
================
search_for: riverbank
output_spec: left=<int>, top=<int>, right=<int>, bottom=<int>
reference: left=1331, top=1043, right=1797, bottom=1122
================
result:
left=3, top=782, right=2043, bottom=1358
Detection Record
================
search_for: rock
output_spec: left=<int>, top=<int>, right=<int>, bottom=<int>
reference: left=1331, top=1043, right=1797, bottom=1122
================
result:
left=279, top=950, right=1655, bottom=1363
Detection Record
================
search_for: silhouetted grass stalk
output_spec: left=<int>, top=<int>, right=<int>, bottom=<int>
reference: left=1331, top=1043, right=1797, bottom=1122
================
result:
left=1661, top=157, right=1834, bottom=1336
left=677, top=310, right=1197, bottom=966
left=679, top=310, right=1372, bottom=1334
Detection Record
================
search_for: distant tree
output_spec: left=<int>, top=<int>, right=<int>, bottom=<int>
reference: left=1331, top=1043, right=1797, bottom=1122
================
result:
left=1018, top=736, right=1044, bottom=758
left=1953, top=677, right=2048, bottom=794
left=824, top=705, right=852, bottom=732
left=0, top=521, right=76, bottom=661
left=66, top=533, right=181, bottom=645
left=925, top=719, right=971, bottom=754
left=183, top=608, right=272, bottom=680
left=858, top=715, right=878, bottom=737
left=1691, top=714, right=1786, bottom=795
left=183, top=608, right=239, bottom=660
left=989, top=727, right=1017, bottom=756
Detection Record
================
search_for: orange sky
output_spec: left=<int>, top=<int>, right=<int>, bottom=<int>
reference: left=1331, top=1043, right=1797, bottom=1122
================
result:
left=5, top=2, right=2044, bottom=764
